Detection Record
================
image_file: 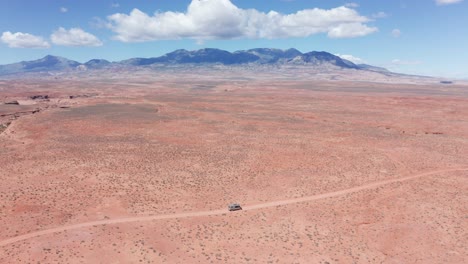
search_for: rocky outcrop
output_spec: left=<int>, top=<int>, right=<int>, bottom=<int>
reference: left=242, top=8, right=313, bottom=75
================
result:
left=29, top=95, right=49, bottom=100
left=69, top=93, right=97, bottom=99
left=0, top=122, right=11, bottom=134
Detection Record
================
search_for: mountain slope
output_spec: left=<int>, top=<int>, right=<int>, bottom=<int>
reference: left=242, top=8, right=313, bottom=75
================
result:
left=121, top=48, right=260, bottom=66
left=0, top=55, right=80, bottom=75
left=242, top=48, right=302, bottom=63
left=84, top=59, right=111, bottom=69
left=291, top=51, right=358, bottom=69
left=357, top=64, right=390, bottom=73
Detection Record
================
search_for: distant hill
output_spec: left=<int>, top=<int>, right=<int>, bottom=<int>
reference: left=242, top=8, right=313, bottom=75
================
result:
left=289, top=51, right=358, bottom=69
left=240, top=48, right=302, bottom=63
left=0, top=48, right=391, bottom=76
left=84, top=59, right=111, bottom=69
left=121, top=48, right=260, bottom=66
left=0, top=55, right=80, bottom=75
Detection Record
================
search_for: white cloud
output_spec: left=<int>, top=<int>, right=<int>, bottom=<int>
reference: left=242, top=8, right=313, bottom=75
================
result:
left=391, top=29, right=401, bottom=38
left=60, top=7, right=68, bottom=13
left=51, top=27, right=103, bottom=47
left=435, top=0, right=463, bottom=5
left=372, top=11, right=387, bottom=18
left=107, top=0, right=377, bottom=42
left=1, top=31, right=50, bottom=48
left=327, top=22, right=378, bottom=38
left=335, top=54, right=365, bottom=64
left=345, top=3, right=359, bottom=8
left=111, top=3, right=120, bottom=8
left=391, top=59, right=422, bottom=65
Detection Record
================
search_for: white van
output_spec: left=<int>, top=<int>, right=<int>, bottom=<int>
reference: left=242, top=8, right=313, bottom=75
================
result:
left=228, top=203, right=242, bottom=211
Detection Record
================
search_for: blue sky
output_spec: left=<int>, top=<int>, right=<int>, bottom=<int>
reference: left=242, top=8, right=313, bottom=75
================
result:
left=0, top=0, right=467, bottom=78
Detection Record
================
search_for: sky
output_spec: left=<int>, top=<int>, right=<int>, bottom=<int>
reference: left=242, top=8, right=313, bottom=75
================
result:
left=0, top=0, right=467, bottom=78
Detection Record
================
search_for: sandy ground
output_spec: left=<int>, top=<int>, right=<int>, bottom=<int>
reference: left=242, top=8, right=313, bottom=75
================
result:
left=0, top=77, right=467, bottom=263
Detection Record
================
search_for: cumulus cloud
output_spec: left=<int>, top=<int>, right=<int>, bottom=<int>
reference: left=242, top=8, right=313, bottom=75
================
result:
left=107, top=0, right=377, bottom=42
left=60, top=7, right=68, bottom=13
left=335, top=54, right=365, bottom=64
left=328, top=23, right=377, bottom=38
left=345, top=3, right=359, bottom=8
left=51, top=27, right=103, bottom=47
left=435, top=0, right=463, bottom=5
left=1, top=31, right=50, bottom=48
left=391, top=29, right=401, bottom=38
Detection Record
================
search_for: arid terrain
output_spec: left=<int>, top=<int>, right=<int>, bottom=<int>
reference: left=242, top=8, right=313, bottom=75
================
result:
left=0, top=74, right=467, bottom=263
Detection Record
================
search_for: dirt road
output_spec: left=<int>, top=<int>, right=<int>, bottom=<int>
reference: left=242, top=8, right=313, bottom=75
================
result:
left=1, top=167, right=466, bottom=247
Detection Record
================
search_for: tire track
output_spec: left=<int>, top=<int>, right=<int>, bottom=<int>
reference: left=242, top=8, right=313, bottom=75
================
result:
left=1, top=167, right=467, bottom=247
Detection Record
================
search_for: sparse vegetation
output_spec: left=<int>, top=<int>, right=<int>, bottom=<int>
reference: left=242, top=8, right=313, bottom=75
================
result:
left=0, top=76, right=467, bottom=263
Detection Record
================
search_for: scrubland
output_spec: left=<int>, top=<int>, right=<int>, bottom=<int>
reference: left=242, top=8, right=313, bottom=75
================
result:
left=0, top=76, right=467, bottom=263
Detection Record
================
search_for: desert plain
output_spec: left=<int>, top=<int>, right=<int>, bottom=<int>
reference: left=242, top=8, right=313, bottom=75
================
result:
left=0, top=72, right=467, bottom=263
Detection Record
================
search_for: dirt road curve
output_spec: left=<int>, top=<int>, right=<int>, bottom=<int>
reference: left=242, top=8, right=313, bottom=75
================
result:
left=1, top=168, right=466, bottom=247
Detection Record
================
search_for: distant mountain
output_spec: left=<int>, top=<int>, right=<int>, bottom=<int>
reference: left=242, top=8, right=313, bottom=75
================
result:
left=0, top=48, right=390, bottom=76
left=241, top=48, right=302, bottom=63
left=121, top=48, right=260, bottom=66
left=290, top=51, right=359, bottom=69
left=0, top=55, right=80, bottom=75
left=84, top=59, right=111, bottom=69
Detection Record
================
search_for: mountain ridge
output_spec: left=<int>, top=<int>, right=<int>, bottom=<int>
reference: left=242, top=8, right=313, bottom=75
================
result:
left=0, top=48, right=389, bottom=76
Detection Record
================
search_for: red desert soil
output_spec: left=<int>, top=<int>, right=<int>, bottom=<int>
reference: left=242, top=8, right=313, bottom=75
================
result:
left=0, top=77, right=467, bottom=263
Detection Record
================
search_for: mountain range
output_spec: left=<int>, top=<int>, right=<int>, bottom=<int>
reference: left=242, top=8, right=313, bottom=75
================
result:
left=0, top=48, right=390, bottom=76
